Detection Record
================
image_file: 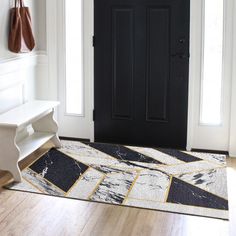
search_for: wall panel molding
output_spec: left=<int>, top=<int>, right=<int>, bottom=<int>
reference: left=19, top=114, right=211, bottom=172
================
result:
left=0, top=51, right=48, bottom=76
left=0, top=51, right=48, bottom=114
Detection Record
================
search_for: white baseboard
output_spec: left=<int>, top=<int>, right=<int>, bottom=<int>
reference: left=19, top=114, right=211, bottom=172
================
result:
left=229, top=152, right=236, bottom=158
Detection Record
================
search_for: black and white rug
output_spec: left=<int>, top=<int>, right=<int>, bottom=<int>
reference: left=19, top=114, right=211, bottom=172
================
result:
left=6, top=140, right=229, bottom=220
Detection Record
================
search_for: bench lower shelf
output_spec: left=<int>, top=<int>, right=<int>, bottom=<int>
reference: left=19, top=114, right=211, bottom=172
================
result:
left=0, top=100, right=60, bottom=182
left=17, top=132, right=55, bottom=162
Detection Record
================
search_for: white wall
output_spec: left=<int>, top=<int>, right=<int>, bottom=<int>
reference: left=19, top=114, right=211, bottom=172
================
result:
left=0, top=0, right=47, bottom=114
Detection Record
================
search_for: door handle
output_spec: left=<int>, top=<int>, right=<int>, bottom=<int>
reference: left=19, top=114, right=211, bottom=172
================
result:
left=171, top=53, right=190, bottom=59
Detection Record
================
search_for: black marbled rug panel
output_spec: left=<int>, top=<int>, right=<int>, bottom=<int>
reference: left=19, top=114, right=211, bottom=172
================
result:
left=167, top=177, right=228, bottom=210
left=29, top=149, right=89, bottom=192
left=156, top=148, right=202, bottom=163
left=83, top=142, right=163, bottom=165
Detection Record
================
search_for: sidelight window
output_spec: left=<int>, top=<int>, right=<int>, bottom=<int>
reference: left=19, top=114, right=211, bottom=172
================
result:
left=65, top=0, right=83, bottom=115
left=200, top=0, right=224, bottom=125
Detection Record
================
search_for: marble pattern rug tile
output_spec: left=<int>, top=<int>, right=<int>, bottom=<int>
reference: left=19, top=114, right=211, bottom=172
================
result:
left=127, top=169, right=170, bottom=202
left=90, top=171, right=137, bottom=204
left=126, top=146, right=184, bottom=165
left=5, top=140, right=229, bottom=220
left=176, top=167, right=228, bottom=199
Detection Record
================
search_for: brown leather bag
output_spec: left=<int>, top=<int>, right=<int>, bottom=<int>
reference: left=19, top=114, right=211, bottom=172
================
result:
left=8, top=0, right=35, bottom=53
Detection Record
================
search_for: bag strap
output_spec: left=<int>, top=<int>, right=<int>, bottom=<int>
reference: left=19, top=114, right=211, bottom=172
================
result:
left=19, top=0, right=24, bottom=7
left=14, top=0, right=18, bottom=8
left=14, top=0, right=24, bottom=8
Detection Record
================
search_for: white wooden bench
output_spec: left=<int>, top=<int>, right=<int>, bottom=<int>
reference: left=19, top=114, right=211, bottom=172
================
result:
left=0, top=100, right=61, bottom=182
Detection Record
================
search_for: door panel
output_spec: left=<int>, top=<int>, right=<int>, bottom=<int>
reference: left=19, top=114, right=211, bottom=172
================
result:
left=94, top=0, right=190, bottom=148
left=112, top=8, right=134, bottom=120
left=146, top=7, right=170, bottom=121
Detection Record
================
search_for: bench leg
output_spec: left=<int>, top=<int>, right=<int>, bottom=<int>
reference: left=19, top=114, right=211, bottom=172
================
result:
left=51, top=135, right=62, bottom=148
left=0, top=128, right=22, bottom=182
left=8, top=164, right=22, bottom=182
left=32, top=109, right=61, bottom=148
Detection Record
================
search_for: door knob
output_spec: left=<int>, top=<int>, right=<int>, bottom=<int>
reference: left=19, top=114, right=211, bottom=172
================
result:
left=179, top=38, right=186, bottom=44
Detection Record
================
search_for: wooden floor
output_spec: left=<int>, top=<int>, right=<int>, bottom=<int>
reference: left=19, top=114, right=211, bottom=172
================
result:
left=0, top=142, right=235, bottom=236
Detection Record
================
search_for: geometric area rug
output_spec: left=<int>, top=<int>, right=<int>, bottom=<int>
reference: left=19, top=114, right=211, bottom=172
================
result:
left=5, top=140, right=229, bottom=220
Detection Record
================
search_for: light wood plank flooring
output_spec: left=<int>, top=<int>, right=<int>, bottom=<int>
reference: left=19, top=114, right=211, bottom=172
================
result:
left=0, top=142, right=235, bottom=236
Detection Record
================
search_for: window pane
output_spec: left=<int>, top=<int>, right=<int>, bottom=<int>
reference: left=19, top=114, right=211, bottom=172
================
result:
left=65, top=0, right=83, bottom=115
left=200, top=0, right=223, bottom=125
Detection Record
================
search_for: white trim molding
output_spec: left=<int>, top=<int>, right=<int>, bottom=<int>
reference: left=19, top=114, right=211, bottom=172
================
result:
left=83, top=0, right=94, bottom=141
left=188, top=0, right=234, bottom=152
left=0, top=52, right=47, bottom=76
left=56, top=0, right=94, bottom=140
left=229, top=0, right=236, bottom=157
left=46, top=0, right=59, bottom=101
left=187, top=0, right=203, bottom=151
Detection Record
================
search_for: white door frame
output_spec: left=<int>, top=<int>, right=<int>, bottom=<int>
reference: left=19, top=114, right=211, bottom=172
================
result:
left=186, top=0, right=203, bottom=151
left=56, top=0, right=94, bottom=140
left=83, top=0, right=95, bottom=141
left=229, top=0, right=236, bottom=157
left=54, top=0, right=235, bottom=152
left=187, top=0, right=234, bottom=152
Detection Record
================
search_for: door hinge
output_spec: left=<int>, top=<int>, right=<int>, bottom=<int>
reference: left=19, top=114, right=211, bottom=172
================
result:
left=93, top=109, right=95, bottom=121
left=92, top=36, right=95, bottom=47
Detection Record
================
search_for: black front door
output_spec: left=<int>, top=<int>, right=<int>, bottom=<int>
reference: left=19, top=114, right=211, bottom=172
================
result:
left=94, top=0, right=190, bottom=148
